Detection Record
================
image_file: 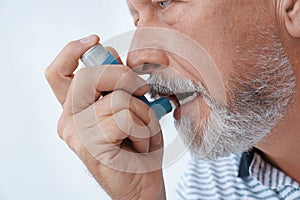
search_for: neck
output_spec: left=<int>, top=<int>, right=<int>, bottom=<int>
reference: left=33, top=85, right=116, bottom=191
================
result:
left=257, top=130, right=300, bottom=184
left=256, top=66, right=300, bottom=184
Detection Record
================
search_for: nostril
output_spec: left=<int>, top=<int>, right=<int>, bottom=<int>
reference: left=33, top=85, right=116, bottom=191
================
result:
left=143, top=63, right=161, bottom=71
left=133, top=63, right=162, bottom=75
left=126, top=48, right=169, bottom=72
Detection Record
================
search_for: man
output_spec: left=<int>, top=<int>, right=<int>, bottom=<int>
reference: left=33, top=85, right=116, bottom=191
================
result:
left=45, top=0, right=300, bottom=199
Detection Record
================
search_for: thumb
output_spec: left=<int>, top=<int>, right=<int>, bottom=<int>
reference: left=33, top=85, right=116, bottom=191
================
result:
left=45, top=34, right=100, bottom=105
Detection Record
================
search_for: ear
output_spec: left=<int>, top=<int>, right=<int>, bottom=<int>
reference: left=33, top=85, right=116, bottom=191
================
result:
left=283, top=0, right=300, bottom=37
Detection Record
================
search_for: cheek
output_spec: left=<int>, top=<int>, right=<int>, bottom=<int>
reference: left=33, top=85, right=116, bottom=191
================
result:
left=168, top=53, right=205, bottom=84
left=162, top=1, right=274, bottom=103
left=162, top=4, right=193, bottom=26
left=174, top=16, right=243, bottom=94
left=174, top=23, right=235, bottom=97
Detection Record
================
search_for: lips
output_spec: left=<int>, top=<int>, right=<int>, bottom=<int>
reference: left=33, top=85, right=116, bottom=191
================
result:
left=166, top=92, right=198, bottom=120
left=176, top=92, right=198, bottom=106
left=148, top=77, right=204, bottom=119
left=158, top=91, right=198, bottom=108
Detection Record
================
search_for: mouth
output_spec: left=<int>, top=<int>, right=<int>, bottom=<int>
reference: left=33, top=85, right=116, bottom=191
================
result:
left=157, top=91, right=199, bottom=109
left=156, top=91, right=199, bottom=120
left=148, top=78, right=205, bottom=119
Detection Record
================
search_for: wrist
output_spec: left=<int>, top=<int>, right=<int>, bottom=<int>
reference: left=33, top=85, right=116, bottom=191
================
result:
left=127, top=180, right=166, bottom=200
left=140, top=181, right=166, bottom=200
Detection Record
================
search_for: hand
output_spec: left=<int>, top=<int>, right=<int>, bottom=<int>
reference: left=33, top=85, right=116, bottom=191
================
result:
left=45, top=35, right=166, bottom=200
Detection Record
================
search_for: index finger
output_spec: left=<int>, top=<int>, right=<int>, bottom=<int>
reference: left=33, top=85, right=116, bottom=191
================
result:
left=45, top=35, right=100, bottom=105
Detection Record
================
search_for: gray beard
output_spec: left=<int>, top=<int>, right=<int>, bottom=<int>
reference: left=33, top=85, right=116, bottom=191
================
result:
left=148, top=26, right=296, bottom=160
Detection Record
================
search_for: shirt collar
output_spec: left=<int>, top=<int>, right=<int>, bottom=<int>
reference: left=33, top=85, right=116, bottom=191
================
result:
left=238, top=148, right=300, bottom=189
left=238, top=148, right=256, bottom=178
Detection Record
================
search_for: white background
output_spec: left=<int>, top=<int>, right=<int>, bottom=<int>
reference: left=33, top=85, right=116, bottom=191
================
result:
left=0, top=0, right=190, bottom=199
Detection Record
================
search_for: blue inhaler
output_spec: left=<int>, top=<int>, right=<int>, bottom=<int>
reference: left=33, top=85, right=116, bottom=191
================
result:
left=80, top=44, right=172, bottom=120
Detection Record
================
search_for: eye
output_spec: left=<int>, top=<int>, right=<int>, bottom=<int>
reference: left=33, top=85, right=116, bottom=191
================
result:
left=158, top=0, right=173, bottom=9
left=134, top=18, right=139, bottom=26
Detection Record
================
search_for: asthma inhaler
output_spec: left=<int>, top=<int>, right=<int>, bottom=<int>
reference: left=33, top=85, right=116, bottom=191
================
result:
left=80, top=44, right=172, bottom=120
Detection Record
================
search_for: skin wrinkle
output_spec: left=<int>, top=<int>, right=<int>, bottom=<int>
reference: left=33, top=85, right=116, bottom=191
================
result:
left=274, top=0, right=286, bottom=33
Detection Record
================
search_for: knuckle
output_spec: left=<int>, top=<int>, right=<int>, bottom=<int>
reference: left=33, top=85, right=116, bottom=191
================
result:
left=118, top=65, right=130, bottom=75
left=113, top=90, right=128, bottom=99
left=57, top=114, right=74, bottom=144
left=57, top=115, right=66, bottom=140
left=65, top=40, right=78, bottom=51
left=119, top=110, right=132, bottom=134
left=99, top=66, right=129, bottom=85
left=74, top=67, right=87, bottom=79
left=94, top=100, right=108, bottom=115
left=148, top=107, right=157, bottom=120
left=73, top=68, right=94, bottom=88
left=57, top=114, right=85, bottom=155
left=44, top=66, right=56, bottom=82
left=58, top=122, right=74, bottom=146
left=75, top=67, right=84, bottom=76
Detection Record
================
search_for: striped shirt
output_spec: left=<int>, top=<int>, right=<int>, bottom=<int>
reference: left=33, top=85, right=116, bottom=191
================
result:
left=175, top=150, right=300, bottom=199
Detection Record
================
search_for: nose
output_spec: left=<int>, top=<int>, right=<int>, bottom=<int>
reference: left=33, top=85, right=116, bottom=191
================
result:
left=126, top=48, right=169, bottom=74
left=126, top=1, right=170, bottom=74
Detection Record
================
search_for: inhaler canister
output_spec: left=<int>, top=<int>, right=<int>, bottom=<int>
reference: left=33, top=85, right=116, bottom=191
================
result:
left=80, top=44, right=172, bottom=120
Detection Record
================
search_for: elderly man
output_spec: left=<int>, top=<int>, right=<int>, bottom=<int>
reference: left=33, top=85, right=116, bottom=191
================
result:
left=45, top=0, right=300, bottom=199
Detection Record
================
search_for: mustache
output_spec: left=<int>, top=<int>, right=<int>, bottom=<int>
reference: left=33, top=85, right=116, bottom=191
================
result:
left=147, top=70, right=209, bottom=99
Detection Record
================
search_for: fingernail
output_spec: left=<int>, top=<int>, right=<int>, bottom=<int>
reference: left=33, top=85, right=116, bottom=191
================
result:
left=137, top=77, right=147, bottom=86
left=137, top=78, right=149, bottom=91
left=80, top=35, right=95, bottom=44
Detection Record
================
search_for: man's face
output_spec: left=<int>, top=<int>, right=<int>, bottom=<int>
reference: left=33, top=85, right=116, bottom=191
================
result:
left=126, top=0, right=296, bottom=159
